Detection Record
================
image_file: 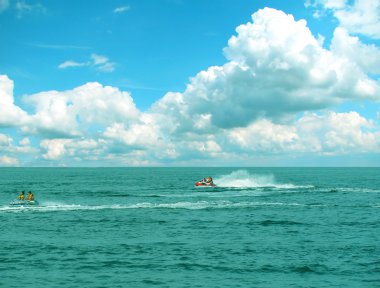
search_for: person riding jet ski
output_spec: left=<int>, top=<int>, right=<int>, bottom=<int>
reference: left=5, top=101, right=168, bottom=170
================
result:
left=18, top=191, right=25, bottom=200
left=195, top=176, right=215, bottom=187
left=27, top=191, right=34, bottom=201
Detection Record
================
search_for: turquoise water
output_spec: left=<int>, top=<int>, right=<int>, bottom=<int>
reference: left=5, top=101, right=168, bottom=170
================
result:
left=1, top=168, right=379, bottom=287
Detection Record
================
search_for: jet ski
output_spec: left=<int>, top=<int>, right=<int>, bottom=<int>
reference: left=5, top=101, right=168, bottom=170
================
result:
left=9, top=200, right=39, bottom=206
left=195, top=176, right=216, bottom=187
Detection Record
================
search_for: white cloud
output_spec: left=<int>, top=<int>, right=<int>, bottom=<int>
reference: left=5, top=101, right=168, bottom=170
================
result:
left=91, top=54, right=108, bottom=65
left=331, top=27, right=380, bottom=74
left=40, top=138, right=107, bottom=160
left=58, top=54, right=116, bottom=72
left=114, top=6, right=130, bottom=13
left=305, top=0, right=347, bottom=9
left=0, top=75, right=29, bottom=127
left=0, top=133, right=35, bottom=156
left=299, top=111, right=380, bottom=154
left=40, top=139, right=70, bottom=160
left=308, top=0, right=380, bottom=39
left=2, top=7, right=380, bottom=165
left=0, top=133, right=12, bottom=146
left=0, top=155, right=19, bottom=166
left=91, top=54, right=116, bottom=72
left=229, top=119, right=300, bottom=153
left=15, top=0, right=46, bottom=18
left=2, top=71, right=380, bottom=165
left=19, top=137, right=30, bottom=146
left=335, top=0, right=380, bottom=39
left=103, top=121, right=160, bottom=148
left=151, top=8, right=380, bottom=134
left=229, top=112, right=380, bottom=155
left=58, top=60, right=88, bottom=69
left=22, top=82, right=140, bottom=137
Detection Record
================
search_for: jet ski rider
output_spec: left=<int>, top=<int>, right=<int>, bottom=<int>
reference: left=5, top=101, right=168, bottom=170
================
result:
left=27, top=191, right=34, bottom=201
left=18, top=191, right=25, bottom=200
left=204, top=176, right=214, bottom=186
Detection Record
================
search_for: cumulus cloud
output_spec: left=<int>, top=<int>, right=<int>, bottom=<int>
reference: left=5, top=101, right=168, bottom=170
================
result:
left=40, top=139, right=69, bottom=160
left=3, top=69, right=380, bottom=165
left=0, top=155, right=19, bottom=166
left=58, top=54, right=116, bottom=72
left=39, top=137, right=156, bottom=165
left=22, top=82, right=140, bottom=137
left=40, top=138, right=106, bottom=160
left=2, top=7, right=380, bottom=165
left=104, top=122, right=160, bottom=148
left=0, top=134, right=34, bottom=153
left=308, top=0, right=380, bottom=39
left=331, top=27, right=380, bottom=74
left=229, top=112, right=380, bottom=155
left=151, top=8, right=380, bottom=134
left=334, top=0, right=380, bottom=39
left=0, top=75, right=29, bottom=127
left=0, top=133, right=12, bottom=147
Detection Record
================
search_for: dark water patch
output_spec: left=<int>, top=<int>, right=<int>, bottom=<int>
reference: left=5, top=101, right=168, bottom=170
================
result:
left=258, top=220, right=305, bottom=226
left=288, top=264, right=331, bottom=274
left=291, top=265, right=314, bottom=273
left=142, top=279, right=165, bottom=285
left=100, top=260, right=133, bottom=268
left=105, top=194, right=132, bottom=197
left=306, top=202, right=327, bottom=207
left=142, top=194, right=162, bottom=198
left=262, top=187, right=277, bottom=192
left=174, top=262, right=213, bottom=272
left=259, top=264, right=282, bottom=273
left=361, top=279, right=380, bottom=283
left=172, top=262, right=262, bottom=274
left=339, top=221, right=380, bottom=227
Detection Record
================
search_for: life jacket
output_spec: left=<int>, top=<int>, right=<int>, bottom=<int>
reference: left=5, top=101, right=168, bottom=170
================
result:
left=27, top=194, right=34, bottom=201
left=18, top=194, right=25, bottom=200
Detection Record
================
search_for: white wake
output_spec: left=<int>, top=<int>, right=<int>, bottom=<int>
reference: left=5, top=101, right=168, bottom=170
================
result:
left=214, top=170, right=310, bottom=189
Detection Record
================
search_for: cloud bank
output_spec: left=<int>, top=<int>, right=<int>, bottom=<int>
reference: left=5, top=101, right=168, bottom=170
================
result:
left=1, top=7, right=380, bottom=166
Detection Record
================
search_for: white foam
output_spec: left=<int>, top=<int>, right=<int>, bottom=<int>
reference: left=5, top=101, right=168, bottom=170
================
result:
left=0, top=200, right=305, bottom=213
left=214, top=170, right=311, bottom=189
left=337, top=188, right=380, bottom=193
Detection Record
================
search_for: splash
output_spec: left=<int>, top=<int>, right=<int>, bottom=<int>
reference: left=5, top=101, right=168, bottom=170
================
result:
left=215, top=170, right=305, bottom=189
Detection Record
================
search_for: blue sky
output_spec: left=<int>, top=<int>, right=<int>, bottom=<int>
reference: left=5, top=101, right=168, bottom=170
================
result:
left=1, top=0, right=380, bottom=166
left=2, top=0, right=317, bottom=109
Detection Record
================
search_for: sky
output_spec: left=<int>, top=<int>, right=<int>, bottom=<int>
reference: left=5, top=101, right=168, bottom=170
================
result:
left=1, top=0, right=380, bottom=167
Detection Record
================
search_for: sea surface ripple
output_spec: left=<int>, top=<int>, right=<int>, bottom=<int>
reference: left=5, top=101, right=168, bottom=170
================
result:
left=1, top=168, right=379, bottom=287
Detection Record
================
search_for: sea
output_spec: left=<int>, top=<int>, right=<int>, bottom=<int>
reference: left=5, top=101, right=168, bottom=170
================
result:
left=0, top=167, right=379, bottom=288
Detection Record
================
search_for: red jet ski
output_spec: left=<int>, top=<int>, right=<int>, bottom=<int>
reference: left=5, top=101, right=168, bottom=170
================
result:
left=195, top=176, right=216, bottom=187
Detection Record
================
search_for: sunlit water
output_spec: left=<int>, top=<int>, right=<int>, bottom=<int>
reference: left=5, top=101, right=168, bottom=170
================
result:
left=1, top=168, right=379, bottom=287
